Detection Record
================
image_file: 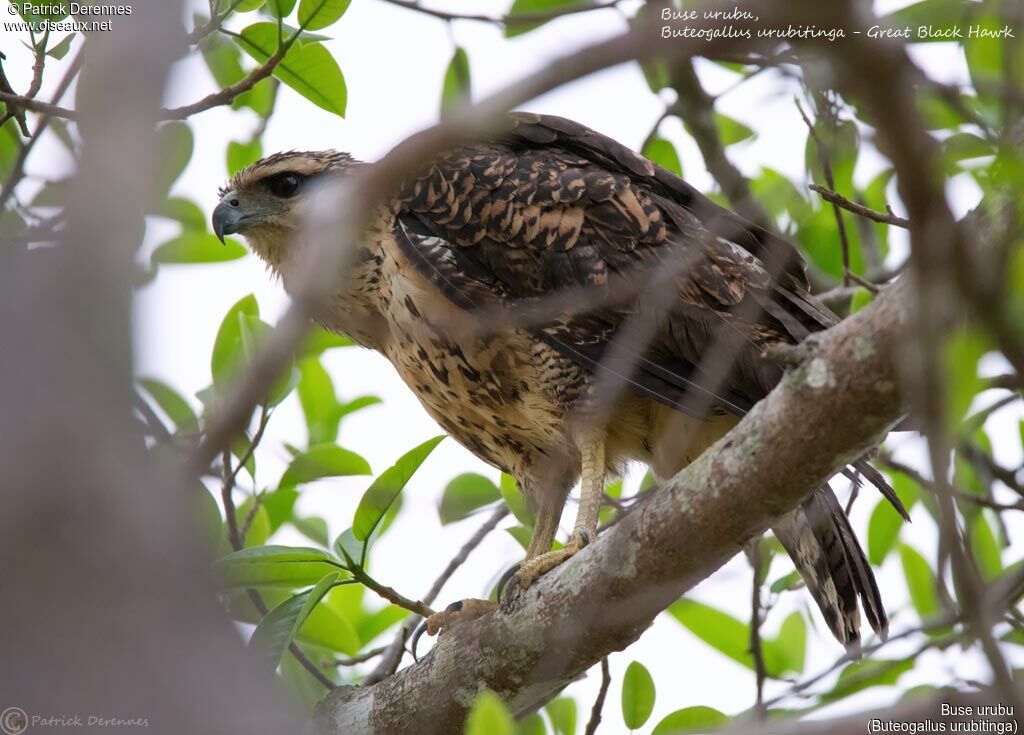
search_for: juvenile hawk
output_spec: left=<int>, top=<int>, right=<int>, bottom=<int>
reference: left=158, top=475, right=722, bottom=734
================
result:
left=213, top=112, right=906, bottom=654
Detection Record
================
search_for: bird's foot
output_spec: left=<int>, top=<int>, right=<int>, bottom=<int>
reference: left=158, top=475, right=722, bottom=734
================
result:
left=510, top=527, right=593, bottom=593
left=424, top=598, right=498, bottom=636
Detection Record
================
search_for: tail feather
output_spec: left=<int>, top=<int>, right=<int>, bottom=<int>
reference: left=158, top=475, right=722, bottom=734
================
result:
left=772, top=488, right=888, bottom=657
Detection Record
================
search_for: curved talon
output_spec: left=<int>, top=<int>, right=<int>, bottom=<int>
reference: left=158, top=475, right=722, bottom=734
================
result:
left=496, top=563, right=521, bottom=604
left=411, top=619, right=430, bottom=662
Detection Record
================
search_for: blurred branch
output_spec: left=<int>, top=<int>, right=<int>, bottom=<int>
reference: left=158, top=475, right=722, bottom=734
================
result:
left=378, top=0, right=622, bottom=26
left=668, top=58, right=775, bottom=231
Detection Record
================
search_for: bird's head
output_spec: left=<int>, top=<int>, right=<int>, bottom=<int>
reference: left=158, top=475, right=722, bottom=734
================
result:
left=213, top=150, right=358, bottom=267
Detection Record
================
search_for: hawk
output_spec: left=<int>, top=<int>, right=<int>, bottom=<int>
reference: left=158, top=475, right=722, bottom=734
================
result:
left=213, top=112, right=906, bottom=654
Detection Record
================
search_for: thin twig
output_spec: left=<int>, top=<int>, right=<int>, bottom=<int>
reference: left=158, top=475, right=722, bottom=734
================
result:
left=809, top=184, right=911, bottom=228
left=584, top=658, right=611, bottom=735
left=797, top=98, right=853, bottom=286
left=748, top=542, right=767, bottom=719
left=324, top=646, right=387, bottom=668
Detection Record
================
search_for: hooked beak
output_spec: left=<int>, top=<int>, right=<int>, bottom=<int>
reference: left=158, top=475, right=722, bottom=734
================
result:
left=212, top=191, right=245, bottom=244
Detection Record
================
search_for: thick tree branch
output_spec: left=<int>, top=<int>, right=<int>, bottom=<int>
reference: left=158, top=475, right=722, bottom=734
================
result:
left=311, top=279, right=911, bottom=734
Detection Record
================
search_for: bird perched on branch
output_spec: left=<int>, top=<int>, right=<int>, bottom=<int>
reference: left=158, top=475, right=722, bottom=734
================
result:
left=213, top=112, right=907, bottom=655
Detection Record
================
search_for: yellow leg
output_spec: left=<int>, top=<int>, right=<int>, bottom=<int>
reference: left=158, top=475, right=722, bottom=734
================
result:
left=515, top=433, right=605, bottom=589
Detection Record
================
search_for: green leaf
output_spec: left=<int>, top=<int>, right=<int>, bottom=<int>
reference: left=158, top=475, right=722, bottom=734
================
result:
left=849, top=287, right=873, bottom=314
left=545, top=697, right=577, bottom=735
left=228, top=139, right=263, bottom=174
left=155, top=197, right=207, bottom=229
left=298, top=0, right=352, bottom=30
left=804, top=118, right=859, bottom=199
left=155, top=122, right=194, bottom=194
left=280, top=444, right=372, bottom=487
left=440, top=473, right=501, bottom=525
left=773, top=612, right=806, bottom=674
left=821, top=658, right=914, bottom=703
left=505, top=0, right=585, bottom=37
left=333, top=527, right=363, bottom=569
left=202, top=34, right=246, bottom=89
left=301, top=325, right=355, bottom=355
left=211, top=294, right=260, bottom=390
left=465, top=690, right=514, bottom=735
left=769, top=570, right=804, bottom=594
left=668, top=599, right=754, bottom=670
left=137, top=377, right=198, bottom=434
left=153, top=232, right=248, bottom=264
left=298, top=358, right=341, bottom=446
left=355, top=604, right=408, bottom=644
left=500, top=473, right=535, bottom=527
left=968, top=512, right=1002, bottom=581
left=643, top=137, right=683, bottom=176
left=215, top=545, right=347, bottom=588
left=293, top=516, right=329, bottom=547
left=249, top=571, right=341, bottom=669
left=515, top=713, right=546, bottom=735
left=652, top=706, right=729, bottom=735
left=900, top=544, right=939, bottom=619
left=47, top=34, right=75, bottom=60
left=868, top=497, right=904, bottom=565
left=267, top=0, right=297, bottom=18
left=621, top=660, right=656, bottom=729
left=715, top=113, right=755, bottom=146
left=236, top=23, right=347, bottom=116
left=353, top=436, right=445, bottom=540
left=943, top=329, right=988, bottom=430
left=440, top=47, right=471, bottom=117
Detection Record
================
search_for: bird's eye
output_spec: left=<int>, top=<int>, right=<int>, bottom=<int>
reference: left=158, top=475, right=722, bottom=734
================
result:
left=267, top=172, right=302, bottom=198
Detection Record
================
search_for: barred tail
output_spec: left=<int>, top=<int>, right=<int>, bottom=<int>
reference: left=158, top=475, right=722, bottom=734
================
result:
left=772, top=488, right=888, bottom=658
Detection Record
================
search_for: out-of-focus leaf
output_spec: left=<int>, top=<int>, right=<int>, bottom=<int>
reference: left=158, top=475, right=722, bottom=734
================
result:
left=821, top=658, right=915, bottom=703
left=652, top=706, right=729, bottom=735
left=505, top=0, right=585, bottom=38
left=714, top=112, right=755, bottom=146
left=300, top=325, right=354, bottom=356
left=280, top=444, right=372, bottom=487
left=969, top=512, right=1002, bottom=581
left=153, top=232, right=247, bottom=264
left=943, top=329, right=988, bottom=430
left=773, top=612, right=806, bottom=674
left=440, top=47, right=471, bottom=117
left=211, top=294, right=260, bottom=390
left=353, top=436, right=444, bottom=540
left=249, top=571, right=341, bottom=669
left=545, top=697, right=577, bottom=735
left=267, top=0, right=298, bottom=18
left=500, top=473, right=535, bottom=527
left=215, top=545, right=347, bottom=588
left=466, top=690, right=514, bottom=735
left=333, top=527, right=362, bottom=569
left=515, top=713, right=547, bottom=735
left=47, top=33, right=75, bottom=59
left=849, top=287, right=873, bottom=314
left=900, top=544, right=939, bottom=619
left=228, top=139, right=263, bottom=173
left=155, top=122, right=194, bottom=194
left=621, top=660, right=656, bottom=729
left=293, top=516, right=329, bottom=547
left=668, top=599, right=754, bottom=670
left=643, top=137, right=683, bottom=176
left=298, top=358, right=340, bottom=446
left=769, top=570, right=804, bottom=594
left=138, top=377, right=198, bottom=434
left=298, top=0, right=352, bottom=30
left=155, top=197, right=207, bottom=229
left=236, top=23, right=347, bottom=116
left=439, top=473, right=501, bottom=525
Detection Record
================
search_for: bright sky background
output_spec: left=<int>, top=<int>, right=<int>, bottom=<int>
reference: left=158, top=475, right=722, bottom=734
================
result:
left=5, top=0, right=1024, bottom=731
